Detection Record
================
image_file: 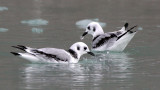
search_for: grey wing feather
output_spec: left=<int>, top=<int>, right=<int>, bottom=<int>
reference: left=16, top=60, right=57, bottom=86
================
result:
left=33, top=48, right=70, bottom=62
left=112, top=31, right=123, bottom=36
left=92, top=33, right=117, bottom=48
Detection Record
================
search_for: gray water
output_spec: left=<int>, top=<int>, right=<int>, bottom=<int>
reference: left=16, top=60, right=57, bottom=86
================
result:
left=0, top=0, right=160, bottom=90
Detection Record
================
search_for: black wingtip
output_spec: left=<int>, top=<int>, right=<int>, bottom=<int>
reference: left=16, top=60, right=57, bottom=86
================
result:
left=124, top=23, right=129, bottom=28
left=128, top=25, right=138, bottom=33
left=128, top=25, right=137, bottom=31
left=17, top=45, right=27, bottom=49
left=10, top=52, right=20, bottom=56
left=11, top=45, right=26, bottom=51
left=12, top=46, right=19, bottom=48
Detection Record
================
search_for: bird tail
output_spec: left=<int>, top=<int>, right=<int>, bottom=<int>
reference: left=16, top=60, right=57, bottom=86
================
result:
left=124, top=23, right=129, bottom=29
left=117, top=25, right=137, bottom=41
left=12, top=45, right=27, bottom=51
left=11, top=45, right=37, bottom=56
left=10, top=51, right=40, bottom=63
left=10, top=52, right=20, bottom=56
left=119, top=23, right=129, bottom=33
left=127, top=25, right=137, bottom=33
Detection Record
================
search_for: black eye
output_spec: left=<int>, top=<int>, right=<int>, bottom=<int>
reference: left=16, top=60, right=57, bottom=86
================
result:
left=87, top=26, right=90, bottom=30
left=93, top=27, right=96, bottom=32
left=84, top=47, right=87, bottom=50
left=77, top=46, right=80, bottom=50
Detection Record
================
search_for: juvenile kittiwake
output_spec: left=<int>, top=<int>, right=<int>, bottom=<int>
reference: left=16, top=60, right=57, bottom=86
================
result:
left=81, top=22, right=137, bottom=52
left=10, top=42, right=95, bottom=63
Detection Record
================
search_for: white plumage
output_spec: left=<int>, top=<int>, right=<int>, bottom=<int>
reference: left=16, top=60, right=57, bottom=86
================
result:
left=81, top=22, right=137, bottom=52
left=11, top=42, right=95, bottom=63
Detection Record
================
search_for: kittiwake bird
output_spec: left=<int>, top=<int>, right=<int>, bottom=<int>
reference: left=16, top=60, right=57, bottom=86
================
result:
left=10, top=42, right=95, bottom=63
left=81, top=22, right=137, bottom=52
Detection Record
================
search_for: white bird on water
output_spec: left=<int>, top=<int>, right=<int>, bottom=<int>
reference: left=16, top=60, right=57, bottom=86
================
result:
left=81, top=22, right=137, bottom=52
left=11, top=42, right=95, bottom=63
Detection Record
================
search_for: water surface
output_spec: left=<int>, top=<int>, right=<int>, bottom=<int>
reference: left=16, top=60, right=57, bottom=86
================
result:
left=0, top=0, right=160, bottom=90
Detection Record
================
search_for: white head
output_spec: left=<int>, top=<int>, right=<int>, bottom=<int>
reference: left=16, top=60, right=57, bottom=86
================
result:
left=69, top=42, right=95, bottom=59
left=81, top=22, right=104, bottom=39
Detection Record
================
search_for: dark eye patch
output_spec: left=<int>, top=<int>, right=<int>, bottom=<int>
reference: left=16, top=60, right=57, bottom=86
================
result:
left=84, top=47, right=87, bottom=50
left=87, top=26, right=90, bottom=30
left=77, top=46, right=80, bottom=50
left=93, top=27, right=96, bottom=32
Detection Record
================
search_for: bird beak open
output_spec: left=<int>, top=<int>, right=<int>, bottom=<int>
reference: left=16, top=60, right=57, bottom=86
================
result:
left=87, top=52, right=95, bottom=56
left=80, top=32, right=88, bottom=40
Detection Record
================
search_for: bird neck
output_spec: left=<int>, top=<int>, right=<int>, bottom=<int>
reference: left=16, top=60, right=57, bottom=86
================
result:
left=92, top=35, right=100, bottom=41
left=68, top=49, right=79, bottom=59
left=93, top=27, right=104, bottom=38
left=93, top=31, right=103, bottom=38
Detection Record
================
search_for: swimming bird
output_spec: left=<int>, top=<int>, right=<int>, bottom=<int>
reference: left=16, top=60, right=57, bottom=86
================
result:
left=10, top=42, right=95, bottom=63
left=81, top=22, right=137, bottom=52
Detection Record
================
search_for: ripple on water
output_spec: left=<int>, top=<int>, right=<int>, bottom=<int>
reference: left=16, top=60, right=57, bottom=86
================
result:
left=0, top=6, right=8, bottom=11
left=76, top=18, right=106, bottom=29
left=0, top=28, right=8, bottom=32
left=32, top=28, right=43, bottom=34
left=19, top=51, right=134, bottom=89
left=21, top=19, right=48, bottom=26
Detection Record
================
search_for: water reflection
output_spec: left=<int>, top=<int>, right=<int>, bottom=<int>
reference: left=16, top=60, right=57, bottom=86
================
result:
left=90, top=52, right=133, bottom=79
left=21, top=64, right=85, bottom=89
left=105, top=52, right=133, bottom=79
left=76, top=18, right=106, bottom=29
left=0, top=6, right=8, bottom=11
left=20, top=52, right=133, bottom=89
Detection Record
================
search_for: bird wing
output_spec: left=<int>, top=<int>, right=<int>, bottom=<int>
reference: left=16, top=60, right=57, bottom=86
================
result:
left=111, top=23, right=129, bottom=37
left=31, top=48, right=70, bottom=62
left=92, top=33, right=117, bottom=48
